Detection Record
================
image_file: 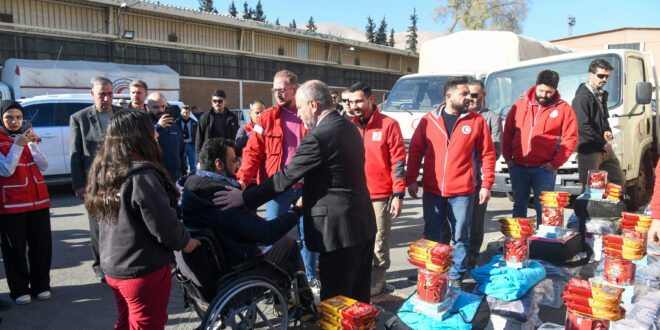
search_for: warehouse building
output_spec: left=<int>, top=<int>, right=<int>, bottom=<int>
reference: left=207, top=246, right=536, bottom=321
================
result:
left=0, top=0, right=419, bottom=109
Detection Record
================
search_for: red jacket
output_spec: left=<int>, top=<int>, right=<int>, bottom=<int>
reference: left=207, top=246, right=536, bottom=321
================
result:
left=0, top=133, right=50, bottom=214
left=407, top=105, right=496, bottom=197
left=502, top=86, right=578, bottom=169
left=237, top=105, right=308, bottom=184
left=351, top=106, right=407, bottom=199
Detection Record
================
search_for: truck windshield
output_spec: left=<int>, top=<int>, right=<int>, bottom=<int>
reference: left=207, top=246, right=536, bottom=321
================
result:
left=485, top=54, right=621, bottom=117
left=382, top=76, right=449, bottom=111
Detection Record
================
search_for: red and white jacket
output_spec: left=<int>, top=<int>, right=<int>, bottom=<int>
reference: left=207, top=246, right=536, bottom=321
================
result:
left=502, top=86, right=578, bottom=169
left=407, top=105, right=496, bottom=197
left=237, top=105, right=308, bottom=185
left=0, top=132, right=50, bottom=214
left=351, top=106, right=407, bottom=199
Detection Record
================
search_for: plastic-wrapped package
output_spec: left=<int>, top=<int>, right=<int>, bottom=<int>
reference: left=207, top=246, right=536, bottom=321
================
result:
left=585, top=220, right=617, bottom=235
left=610, top=291, right=660, bottom=330
left=534, top=277, right=566, bottom=309
left=486, top=285, right=537, bottom=323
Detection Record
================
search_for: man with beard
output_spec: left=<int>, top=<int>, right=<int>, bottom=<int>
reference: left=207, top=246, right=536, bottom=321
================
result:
left=148, top=92, right=185, bottom=180
left=441, top=79, right=502, bottom=269
left=407, top=76, right=496, bottom=288
left=572, top=59, right=624, bottom=189
left=178, top=137, right=315, bottom=318
left=502, top=70, right=578, bottom=225
left=214, top=80, right=376, bottom=303
left=236, top=71, right=319, bottom=290
left=348, top=81, right=406, bottom=296
left=127, top=80, right=148, bottom=111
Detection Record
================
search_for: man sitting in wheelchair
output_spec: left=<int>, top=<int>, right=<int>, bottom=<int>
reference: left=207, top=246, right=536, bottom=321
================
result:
left=177, top=137, right=315, bottom=318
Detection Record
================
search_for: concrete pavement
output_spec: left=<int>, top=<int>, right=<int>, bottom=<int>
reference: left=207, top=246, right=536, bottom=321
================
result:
left=0, top=186, right=551, bottom=329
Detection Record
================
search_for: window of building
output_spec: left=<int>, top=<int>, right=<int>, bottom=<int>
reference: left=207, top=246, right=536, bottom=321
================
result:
left=608, top=43, right=641, bottom=51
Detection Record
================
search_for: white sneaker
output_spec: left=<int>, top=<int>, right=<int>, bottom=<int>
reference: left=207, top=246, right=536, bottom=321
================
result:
left=15, top=295, right=31, bottom=305
left=37, top=291, right=51, bottom=300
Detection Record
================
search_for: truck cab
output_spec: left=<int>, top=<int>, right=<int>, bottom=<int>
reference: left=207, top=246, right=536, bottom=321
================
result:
left=486, top=49, right=659, bottom=209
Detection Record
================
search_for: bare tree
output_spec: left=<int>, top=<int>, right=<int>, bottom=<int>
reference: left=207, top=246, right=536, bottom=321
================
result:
left=433, top=0, right=530, bottom=34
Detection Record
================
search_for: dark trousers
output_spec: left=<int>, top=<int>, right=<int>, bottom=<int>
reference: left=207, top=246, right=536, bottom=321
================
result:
left=0, top=208, right=52, bottom=299
left=318, top=237, right=375, bottom=303
left=264, top=237, right=312, bottom=306
left=88, top=215, right=101, bottom=273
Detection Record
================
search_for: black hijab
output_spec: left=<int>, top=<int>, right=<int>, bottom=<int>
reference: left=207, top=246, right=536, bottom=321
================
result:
left=0, top=100, right=24, bottom=135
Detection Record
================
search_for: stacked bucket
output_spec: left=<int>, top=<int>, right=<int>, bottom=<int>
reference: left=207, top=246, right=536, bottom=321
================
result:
left=499, top=218, right=536, bottom=268
left=539, top=191, right=570, bottom=238
left=562, top=278, right=625, bottom=329
left=407, top=239, right=455, bottom=314
left=316, top=295, right=379, bottom=330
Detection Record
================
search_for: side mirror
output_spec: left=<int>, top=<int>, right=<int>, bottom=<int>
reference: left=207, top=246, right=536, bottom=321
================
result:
left=383, top=92, right=390, bottom=102
left=636, top=82, right=652, bottom=105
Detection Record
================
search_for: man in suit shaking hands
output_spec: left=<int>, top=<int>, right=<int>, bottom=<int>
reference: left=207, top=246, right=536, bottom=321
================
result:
left=214, top=80, right=377, bottom=303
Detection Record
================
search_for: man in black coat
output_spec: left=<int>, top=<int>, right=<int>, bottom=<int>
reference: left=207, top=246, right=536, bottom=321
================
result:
left=214, top=80, right=377, bottom=303
left=195, top=89, right=239, bottom=154
left=572, top=59, right=624, bottom=188
left=69, top=76, right=122, bottom=281
left=148, top=93, right=185, bottom=181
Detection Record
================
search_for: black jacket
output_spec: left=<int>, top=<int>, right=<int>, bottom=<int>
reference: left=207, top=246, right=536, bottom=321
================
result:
left=195, top=108, right=239, bottom=154
left=243, top=110, right=377, bottom=253
left=572, top=83, right=611, bottom=154
left=178, top=172, right=301, bottom=265
left=99, top=162, right=190, bottom=279
left=150, top=113, right=185, bottom=180
left=175, top=117, right=198, bottom=145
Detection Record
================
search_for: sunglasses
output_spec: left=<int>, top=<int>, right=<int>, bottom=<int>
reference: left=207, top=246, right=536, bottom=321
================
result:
left=470, top=93, right=480, bottom=98
left=212, top=99, right=225, bottom=103
left=596, top=74, right=609, bottom=79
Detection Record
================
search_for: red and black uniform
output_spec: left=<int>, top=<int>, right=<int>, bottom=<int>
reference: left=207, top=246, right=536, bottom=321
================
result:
left=0, top=131, right=51, bottom=299
left=351, top=106, right=407, bottom=199
left=237, top=105, right=309, bottom=185
left=407, top=107, right=496, bottom=197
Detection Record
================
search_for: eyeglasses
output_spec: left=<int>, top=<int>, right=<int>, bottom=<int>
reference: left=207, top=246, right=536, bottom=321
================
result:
left=470, top=93, right=480, bottom=98
left=212, top=99, right=225, bottom=103
left=596, top=74, right=609, bottom=79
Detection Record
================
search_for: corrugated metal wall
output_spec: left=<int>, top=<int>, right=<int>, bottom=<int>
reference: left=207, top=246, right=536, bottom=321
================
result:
left=0, top=0, right=106, bottom=33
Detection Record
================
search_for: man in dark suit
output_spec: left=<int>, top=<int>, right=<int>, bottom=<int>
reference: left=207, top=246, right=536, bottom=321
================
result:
left=69, top=76, right=122, bottom=282
left=215, top=80, right=377, bottom=303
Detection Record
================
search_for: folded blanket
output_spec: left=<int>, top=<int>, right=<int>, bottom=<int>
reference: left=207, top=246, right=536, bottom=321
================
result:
left=471, top=255, right=546, bottom=301
left=397, top=289, right=484, bottom=330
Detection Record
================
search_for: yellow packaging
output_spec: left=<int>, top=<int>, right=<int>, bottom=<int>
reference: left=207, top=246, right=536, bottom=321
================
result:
left=319, top=296, right=356, bottom=320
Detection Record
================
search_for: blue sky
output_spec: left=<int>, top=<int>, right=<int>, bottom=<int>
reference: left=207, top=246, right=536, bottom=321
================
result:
left=157, top=0, right=658, bottom=41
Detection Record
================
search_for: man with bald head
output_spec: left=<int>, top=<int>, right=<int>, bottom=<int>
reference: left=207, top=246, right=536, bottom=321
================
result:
left=148, top=92, right=185, bottom=180
left=215, top=80, right=376, bottom=302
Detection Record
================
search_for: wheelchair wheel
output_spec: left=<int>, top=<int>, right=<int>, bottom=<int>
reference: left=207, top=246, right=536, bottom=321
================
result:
left=201, top=275, right=289, bottom=330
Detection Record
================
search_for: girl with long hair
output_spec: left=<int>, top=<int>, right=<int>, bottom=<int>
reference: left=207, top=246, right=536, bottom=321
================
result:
left=85, top=110, right=199, bottom=329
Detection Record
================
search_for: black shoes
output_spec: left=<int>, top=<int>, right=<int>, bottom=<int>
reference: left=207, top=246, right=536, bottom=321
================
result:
left=95, top=270, right=106, bottom=283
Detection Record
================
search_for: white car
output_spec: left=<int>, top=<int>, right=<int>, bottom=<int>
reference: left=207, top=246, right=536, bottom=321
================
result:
left=17, top=94, right=189, bottom=184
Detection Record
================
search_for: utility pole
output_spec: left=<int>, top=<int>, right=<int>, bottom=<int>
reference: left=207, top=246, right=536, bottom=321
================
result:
left=567, top=16, right=576, bottom=37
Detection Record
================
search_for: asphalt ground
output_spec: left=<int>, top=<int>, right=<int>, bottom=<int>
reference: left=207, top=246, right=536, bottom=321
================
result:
left=0, top=186, right=565, bottom=329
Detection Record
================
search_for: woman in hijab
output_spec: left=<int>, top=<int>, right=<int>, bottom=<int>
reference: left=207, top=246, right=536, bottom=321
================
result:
left=0, top=100, right=51, bottom=305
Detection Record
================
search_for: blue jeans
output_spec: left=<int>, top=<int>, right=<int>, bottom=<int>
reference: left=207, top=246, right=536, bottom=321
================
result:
left=265, top=188, right=318, bottom=280
left=422, top=191, right=474, bottom=280
left=183, top=143, right=196, bottom=174
left=509, top=164, right=557, bottom=225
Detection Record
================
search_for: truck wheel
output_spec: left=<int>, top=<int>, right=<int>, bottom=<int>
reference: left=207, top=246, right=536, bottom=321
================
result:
left=626, top=151, right=654, bottom=211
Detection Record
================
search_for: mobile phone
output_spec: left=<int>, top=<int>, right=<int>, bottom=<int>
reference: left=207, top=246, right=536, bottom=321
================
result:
left=18, top=120, right=31, bottom=134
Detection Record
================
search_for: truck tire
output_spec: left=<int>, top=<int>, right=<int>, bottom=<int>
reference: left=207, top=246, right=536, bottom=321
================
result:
left=626, top=150, right=654, bottom=211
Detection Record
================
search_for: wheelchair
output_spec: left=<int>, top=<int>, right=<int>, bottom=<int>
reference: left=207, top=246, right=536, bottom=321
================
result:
left=173, top=227, right=309, bottom=329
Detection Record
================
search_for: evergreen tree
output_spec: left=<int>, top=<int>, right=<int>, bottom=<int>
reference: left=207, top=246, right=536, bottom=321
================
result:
left=365, top=16, right=375, bottom=43
left=406, top=8, right=419, bottom=52
left=290, top=19, right=297, bottom=29
left=306, top=16, right=317, bottom=32
left=254, top=0, right=266, bottom=21
left=242, top=1, right=253, bottom=20
left=374, top=16, right=388, bottom=45
left=228, top=1, right=237, bottom=17
left=275, top=17, right=280, bottom=25
left=198, top=0, right=218, bottom=13
left=388, top=28, right=395, bottom=47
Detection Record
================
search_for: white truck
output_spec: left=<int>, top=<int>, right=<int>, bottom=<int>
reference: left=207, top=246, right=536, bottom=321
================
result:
left=381, top=30, right=572, bottom=140
left=0, top=59, right=181, bottom=101
left=486, top=49, right=659, bottom=209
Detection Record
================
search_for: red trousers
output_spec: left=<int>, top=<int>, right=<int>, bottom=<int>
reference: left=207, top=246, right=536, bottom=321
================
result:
left=105, top=264, right=172, bottom=330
